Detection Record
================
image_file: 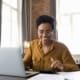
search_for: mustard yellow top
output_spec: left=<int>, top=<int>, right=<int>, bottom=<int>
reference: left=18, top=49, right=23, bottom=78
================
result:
left=23, top=39, right=79, bottom=71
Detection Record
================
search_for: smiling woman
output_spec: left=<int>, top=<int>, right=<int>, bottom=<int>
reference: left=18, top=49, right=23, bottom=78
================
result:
left=23, top=15, right=79, bottom=72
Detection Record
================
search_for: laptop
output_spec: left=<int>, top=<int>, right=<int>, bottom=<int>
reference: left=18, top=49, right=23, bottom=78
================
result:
left=0, top=48, right=39, bottom=79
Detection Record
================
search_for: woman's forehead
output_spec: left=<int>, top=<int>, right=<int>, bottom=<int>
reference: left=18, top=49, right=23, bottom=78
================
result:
left=38, top=23, right=52, bottom=30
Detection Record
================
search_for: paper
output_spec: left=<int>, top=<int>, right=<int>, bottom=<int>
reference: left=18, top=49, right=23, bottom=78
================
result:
left=58, top=71, right=80, bottom=80
left=28, top=71, right=80, bottom=80
left=28, top=74, right=64, bottom=80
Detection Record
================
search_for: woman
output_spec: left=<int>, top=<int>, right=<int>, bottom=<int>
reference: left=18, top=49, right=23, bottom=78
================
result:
left=23, top=15, right=79, bottom=72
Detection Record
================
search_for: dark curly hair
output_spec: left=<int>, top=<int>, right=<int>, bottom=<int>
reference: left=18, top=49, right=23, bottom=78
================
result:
left=36, top=15, right=55, bottom=30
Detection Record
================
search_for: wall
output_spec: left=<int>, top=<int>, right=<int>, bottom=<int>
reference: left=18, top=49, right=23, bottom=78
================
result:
left=31, top=0, right=51, bottom=39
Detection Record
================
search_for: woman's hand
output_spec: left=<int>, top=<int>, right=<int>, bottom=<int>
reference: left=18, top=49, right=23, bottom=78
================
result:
left=50, top=58, right=64, bottom=71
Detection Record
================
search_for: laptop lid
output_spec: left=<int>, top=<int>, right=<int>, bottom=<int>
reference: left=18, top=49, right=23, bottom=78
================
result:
left=0, top=48, right=26, bottom=77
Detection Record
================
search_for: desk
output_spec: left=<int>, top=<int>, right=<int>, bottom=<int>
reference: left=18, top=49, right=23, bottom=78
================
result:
left=0, top=75, right=26, bottom=80
left=27, top=71, right=80, bottom=80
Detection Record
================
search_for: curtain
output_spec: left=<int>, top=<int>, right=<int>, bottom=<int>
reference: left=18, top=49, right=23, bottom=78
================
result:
left=0, top=0, right=2, bottom=45
left=22, top=0, right=31, bottom=42
left=50, top=0, right=57, bottom=40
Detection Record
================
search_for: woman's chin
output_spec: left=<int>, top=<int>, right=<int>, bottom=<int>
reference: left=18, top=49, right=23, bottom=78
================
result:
left=43, top=39, right=49, bottom=42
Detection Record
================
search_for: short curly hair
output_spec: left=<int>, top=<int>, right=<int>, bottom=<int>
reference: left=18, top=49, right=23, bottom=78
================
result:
left=36, top=15, right=55, bottom=30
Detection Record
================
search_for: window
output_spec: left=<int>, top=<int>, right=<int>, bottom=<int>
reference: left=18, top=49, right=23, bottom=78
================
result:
left=1, top=0, right=22, bottom=47
left=56, top=0, right=80, bottom=54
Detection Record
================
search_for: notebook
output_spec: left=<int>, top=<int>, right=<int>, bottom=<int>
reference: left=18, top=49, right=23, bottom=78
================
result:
left=0, top=48, right=39, bottom=79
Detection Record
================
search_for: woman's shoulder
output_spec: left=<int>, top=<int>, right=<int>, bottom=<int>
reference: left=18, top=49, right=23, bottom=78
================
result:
left=29, top=39, right=40, bottom=46
left=53, top=40, right=68, bottom=49
left=30, top=39, right=40, bottom=43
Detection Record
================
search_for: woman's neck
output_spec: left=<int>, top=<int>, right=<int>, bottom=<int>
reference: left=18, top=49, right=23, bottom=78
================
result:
left=42, top=40, right=53, bottom=47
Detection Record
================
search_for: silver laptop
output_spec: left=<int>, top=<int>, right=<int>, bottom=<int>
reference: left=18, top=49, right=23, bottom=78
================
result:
left=0, top=48, right=26, bottom=77
left=0, top=48, right=39, bottom=79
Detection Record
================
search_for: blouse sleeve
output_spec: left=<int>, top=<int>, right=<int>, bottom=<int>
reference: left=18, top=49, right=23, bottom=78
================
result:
left=23, top=45, right=32, bottom=70
left=62, top=47, right=80, bottom=71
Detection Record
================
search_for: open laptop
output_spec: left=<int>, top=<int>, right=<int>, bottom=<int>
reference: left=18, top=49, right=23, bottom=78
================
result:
left=0, top=48, right=39, bottom=79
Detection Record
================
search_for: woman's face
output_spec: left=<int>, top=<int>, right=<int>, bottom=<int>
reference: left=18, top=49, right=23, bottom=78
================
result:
left=37, top=23, right=54, bottom=43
